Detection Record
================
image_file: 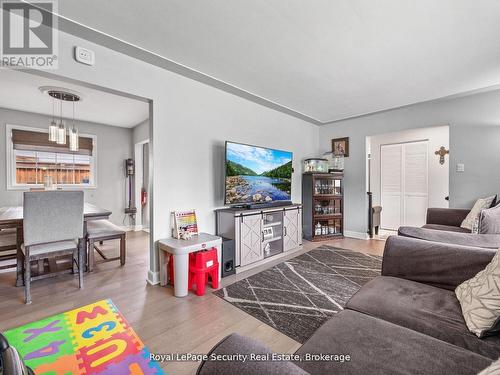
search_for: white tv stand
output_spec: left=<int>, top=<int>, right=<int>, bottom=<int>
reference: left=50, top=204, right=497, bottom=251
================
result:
left=215, top=204, right=302, bottom=271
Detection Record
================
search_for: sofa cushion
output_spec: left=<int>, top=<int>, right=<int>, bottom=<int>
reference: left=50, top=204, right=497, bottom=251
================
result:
left=422, top=223, right=470, bottom=233
left=480, top=204, right=500, bottom=234
left=398, top=226, right=500, bottom=249
left=345, top=276, right=500, bottom=359
left=477, top=357, right=500, bottom=375
left=197, top=333, right=308, bottom=375
left=294, top=310, right=491, bottom=375
left=461, top=195, right=497, bottom=231
left=456, top=250, right=500, bottom=338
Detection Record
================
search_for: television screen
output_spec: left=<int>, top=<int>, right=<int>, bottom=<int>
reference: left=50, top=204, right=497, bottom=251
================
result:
left=225, top=141, right=293, bottom=205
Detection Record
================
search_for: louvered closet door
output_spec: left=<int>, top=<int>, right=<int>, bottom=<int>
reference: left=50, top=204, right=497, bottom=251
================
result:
left=381, top=141, right=428, bottom=230
left=403, top=141, right=428, bottom=227
left=381, top=144, right=403, bottom=230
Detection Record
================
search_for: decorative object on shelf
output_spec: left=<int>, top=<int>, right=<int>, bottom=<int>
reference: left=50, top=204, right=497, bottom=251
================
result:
left=302, top=173, right=344, bottom=241
left=303, top=158, right=328, bottom=173
left=332, top=137, right=349, bottom=157
left=43, top=175, right=54, bottom=190
left=323, top=151, right=344, bottom=172
left=434, top=146, right=449, bottom=165
left=173, top=210, right=198, bottom=239
left=40, top=86, right=81, bottom=148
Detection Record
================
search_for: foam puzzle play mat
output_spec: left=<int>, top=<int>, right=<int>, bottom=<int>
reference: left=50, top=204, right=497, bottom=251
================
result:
left=4, top=299, right=164, bottom=374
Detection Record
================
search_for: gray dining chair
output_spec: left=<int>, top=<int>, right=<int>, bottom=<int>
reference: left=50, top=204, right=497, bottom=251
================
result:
left=21, top=191, right=84, bottom=304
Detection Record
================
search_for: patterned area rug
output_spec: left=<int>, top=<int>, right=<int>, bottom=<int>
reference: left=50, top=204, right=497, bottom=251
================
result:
left=215, top=246, right=382, bottom=343
left=4, top=299, right=164, bottom=374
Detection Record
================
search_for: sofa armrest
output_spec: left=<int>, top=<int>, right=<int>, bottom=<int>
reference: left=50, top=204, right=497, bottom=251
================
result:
left=197, top=333, right=308, bottom=375
left=426, top=208, right=470, bottom=227
left=381, top=236, right=496, bottom=290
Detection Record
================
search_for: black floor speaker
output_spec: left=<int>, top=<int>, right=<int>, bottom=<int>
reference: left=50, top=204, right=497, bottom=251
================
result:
left=221, top=237, right=236, bottom=278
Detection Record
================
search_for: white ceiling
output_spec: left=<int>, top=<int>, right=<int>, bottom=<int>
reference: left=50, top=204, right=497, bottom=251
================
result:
left=0, top=69, right=149, bottom=127
left=56, top=0, right=500, bottom=124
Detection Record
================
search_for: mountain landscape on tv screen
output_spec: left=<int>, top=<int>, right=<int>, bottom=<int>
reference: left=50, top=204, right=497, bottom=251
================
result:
left=226, top=159, right=292, bottom=204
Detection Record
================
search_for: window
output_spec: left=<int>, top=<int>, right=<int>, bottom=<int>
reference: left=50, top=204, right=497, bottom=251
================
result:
left=7, top=125, right=97, bottom=189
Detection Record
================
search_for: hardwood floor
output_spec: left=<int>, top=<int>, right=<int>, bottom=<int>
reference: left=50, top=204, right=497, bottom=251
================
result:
left=0, top=231, right=385, bottom=375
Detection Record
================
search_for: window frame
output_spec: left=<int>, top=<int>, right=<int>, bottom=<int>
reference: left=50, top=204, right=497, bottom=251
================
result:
left=6, top=124, right=98, bottom=190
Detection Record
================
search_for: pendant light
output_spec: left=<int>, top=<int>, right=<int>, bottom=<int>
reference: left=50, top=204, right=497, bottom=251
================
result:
left=48, top=96, right=57, bottom=142
left=69, top=100, right=79, bottom=152
left=40, top=87, right=82, bottom=148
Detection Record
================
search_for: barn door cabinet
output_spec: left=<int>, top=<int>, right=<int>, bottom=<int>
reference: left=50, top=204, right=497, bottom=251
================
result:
left=216, top=204, right=302, bottom=271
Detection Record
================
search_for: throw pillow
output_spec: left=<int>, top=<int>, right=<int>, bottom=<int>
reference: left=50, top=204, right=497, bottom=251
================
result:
left=476, top=358, right=500, bottom=375
left=461, top=195, right=497, bottom=231
left=455, top=249, right=500, bottom=338
left=480, top=203, right=500, bottom=234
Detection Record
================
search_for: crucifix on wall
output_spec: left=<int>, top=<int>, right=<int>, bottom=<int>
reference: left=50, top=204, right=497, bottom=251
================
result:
left=435, top=146, right=449, bottom=165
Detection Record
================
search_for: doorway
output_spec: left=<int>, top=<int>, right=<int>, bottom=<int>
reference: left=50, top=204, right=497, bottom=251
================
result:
left=367, top=125, right=449, bottom=232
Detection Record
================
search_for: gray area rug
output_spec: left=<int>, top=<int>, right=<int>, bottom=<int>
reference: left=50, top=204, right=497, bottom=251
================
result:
left=214, top=246, right=382, bottom=343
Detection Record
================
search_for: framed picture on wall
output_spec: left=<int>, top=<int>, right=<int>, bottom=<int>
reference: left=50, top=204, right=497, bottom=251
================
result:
left=332, top=137, right=349, bottom=157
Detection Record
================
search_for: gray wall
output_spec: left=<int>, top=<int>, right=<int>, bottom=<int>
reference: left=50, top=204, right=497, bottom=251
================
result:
left=319, top=89, right=500, bottom=235
left=1, top=107, right=133, bottom=226
left=45, top=29, right=319, bottom=282
left=132, top=119, right=149, bottom=145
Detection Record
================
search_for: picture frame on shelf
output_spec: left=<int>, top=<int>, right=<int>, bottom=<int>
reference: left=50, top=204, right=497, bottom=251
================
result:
left=332, top=137, right=349, bottom=157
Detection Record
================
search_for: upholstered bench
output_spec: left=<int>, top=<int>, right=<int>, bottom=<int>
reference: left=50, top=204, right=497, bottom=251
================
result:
left=86, top=220, right=126, bottom=272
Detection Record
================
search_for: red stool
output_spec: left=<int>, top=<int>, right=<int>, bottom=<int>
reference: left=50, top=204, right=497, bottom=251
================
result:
left=188, top=248, right=219, bottom=296
left=167, top=254, right=174, bottom=285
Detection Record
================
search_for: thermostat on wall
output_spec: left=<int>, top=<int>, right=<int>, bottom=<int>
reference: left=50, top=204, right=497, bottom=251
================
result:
left=75, top=46, right=95, bottom=66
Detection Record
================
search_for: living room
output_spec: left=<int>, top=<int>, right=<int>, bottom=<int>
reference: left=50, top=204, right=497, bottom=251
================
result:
left=0, top=2, right=499, bottom=375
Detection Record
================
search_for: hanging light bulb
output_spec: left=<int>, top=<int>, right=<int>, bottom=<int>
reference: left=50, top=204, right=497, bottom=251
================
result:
left=69, top=100, right=79, bottom=151
left=56, top=98, right=66, bottom=145
left=49, top=96, right=57, bottom=142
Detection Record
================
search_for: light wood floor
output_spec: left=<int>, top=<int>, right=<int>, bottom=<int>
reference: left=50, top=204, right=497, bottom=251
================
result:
left=0, top=232, right=385, bottom=375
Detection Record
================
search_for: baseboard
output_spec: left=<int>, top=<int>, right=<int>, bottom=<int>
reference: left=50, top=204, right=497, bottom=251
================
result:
left=344, top=230, right=369, bottom=240
left=147, top=270, right=160, bottom=285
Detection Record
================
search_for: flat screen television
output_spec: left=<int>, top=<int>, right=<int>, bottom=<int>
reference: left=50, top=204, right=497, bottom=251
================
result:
left=225, top=141, right=293, bottom=206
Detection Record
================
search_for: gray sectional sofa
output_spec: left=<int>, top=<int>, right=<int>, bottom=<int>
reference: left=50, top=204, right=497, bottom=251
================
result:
left=422, top=207, right=472, bottom=232
left=398, top=206, right=500, bottom=248
left=198, top=236, right=499, bottom=375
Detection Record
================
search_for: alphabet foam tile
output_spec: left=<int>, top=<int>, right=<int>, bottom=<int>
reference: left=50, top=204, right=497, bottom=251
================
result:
left=3, top=299, right=164, bottom=374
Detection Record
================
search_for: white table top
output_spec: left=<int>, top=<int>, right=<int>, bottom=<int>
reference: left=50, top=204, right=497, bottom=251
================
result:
left=158, top=233, right=222, bottom=255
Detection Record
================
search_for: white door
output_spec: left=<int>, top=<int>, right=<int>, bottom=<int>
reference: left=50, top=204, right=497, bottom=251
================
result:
left=381, top=141, right=428, bottom=230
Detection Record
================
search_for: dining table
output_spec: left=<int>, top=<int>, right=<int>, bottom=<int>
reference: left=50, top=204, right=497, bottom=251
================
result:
left=0, top=203, right=112, bottom=286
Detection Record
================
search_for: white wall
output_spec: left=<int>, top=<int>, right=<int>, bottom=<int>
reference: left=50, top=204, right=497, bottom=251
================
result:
left=319, top=90, right=500, bottom=235
left=368, top=125, right=449, bottom=208
left=43, top=29, right=318, bottom=283
left=132, top=119, right=149, bottom=145
left=0, top=107, right=132, bottom=226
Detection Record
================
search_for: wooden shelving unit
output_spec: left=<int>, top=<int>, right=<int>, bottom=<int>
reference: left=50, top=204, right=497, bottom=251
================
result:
left=302, top=172, right=344, bottom=241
